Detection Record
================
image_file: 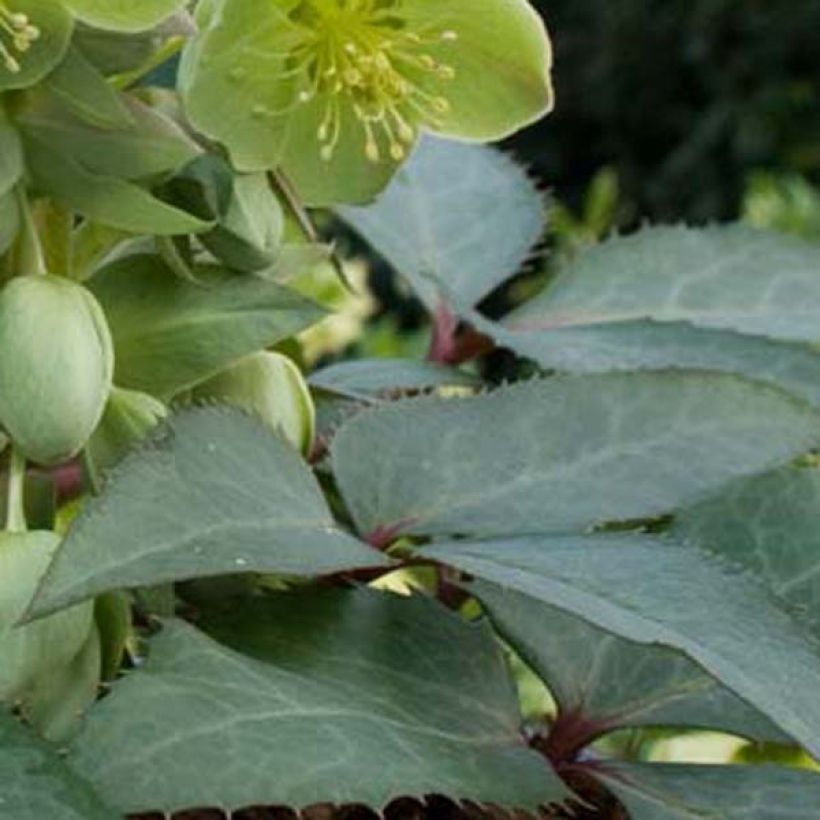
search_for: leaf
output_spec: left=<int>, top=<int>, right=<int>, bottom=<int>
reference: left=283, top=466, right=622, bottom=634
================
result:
left=509, top=225, right=820, bottom=343
left=310, top=358, right=481, bottom=402
left=69, top=591, right=570, bottom=815
left=673, top=465, right=820, bottom=634
left=426, top=534, right=820, bottom=760
left=42, top=45, right=134, bottom=129
left=20, top=93, right=199, bottom=181
left=331, top=372, right=820, bottom=540
left=474, top=582, right=787, bottom=745
left=0, top=0, right=73, bottom=92
left=71, top=24, right=162, bottom=77
left=0, top=109, right=23, bottom=197
left=596, top=762, right=820, bottom=820
left=64, top=0, right=187, bottom=32
left=472, top=310, right=820, bottom=410
left=28, top=407, right=386, bottom=619
left=339, top=136, right=545, bottom=310
left=89, top=254, right=324, bottom=398
left=0, top=712, right=115, bottom=820
left=21, top=132, right=208, bottom=236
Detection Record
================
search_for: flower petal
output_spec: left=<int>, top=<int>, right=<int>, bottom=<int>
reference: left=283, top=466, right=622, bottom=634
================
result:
left=400, top=0, right=554, bottom=141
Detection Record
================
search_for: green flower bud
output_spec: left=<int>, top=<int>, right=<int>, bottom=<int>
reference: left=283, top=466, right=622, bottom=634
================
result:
left=86, top=387, right=168, bottom=484
left=192, top=351, right=315, bottom=455
left=0, top=530, right=93, bottom=703
left=0, top=275, right=114, bottom=466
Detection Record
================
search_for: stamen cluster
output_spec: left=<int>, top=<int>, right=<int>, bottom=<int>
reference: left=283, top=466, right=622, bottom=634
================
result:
left=0, top=2, right=39, bottom=74
left=290, top=0, right=458, bottom=163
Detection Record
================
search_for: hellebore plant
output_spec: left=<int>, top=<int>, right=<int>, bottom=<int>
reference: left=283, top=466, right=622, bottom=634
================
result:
left=3, top=2, right=820, bottom=819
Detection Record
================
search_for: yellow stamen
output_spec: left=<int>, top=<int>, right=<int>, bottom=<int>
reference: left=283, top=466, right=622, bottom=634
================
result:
left=0, top=3, right=39, bottom=74
left=288, top=0, right=458, bottom=163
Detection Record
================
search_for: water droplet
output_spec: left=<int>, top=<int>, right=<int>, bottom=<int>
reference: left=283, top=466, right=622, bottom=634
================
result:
left=251, top=104, right=269, bottom=119
left=235, top=558, right=248, bottom=567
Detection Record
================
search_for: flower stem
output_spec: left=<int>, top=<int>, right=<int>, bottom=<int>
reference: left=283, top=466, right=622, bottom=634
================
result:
left=13, top=184, right=47, bottom=277
left=267, top=169, right=354, bottom=293
left=6, top=444, right=27, bottom=533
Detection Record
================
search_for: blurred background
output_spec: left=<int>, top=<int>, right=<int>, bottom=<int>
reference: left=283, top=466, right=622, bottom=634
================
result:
left=514, top=0, right=820, bottom=229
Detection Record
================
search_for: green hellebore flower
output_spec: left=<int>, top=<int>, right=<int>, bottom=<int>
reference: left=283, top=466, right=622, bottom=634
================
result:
left=61, top=0, right=187, bottom=33
left=180, top=0, right=553, bottom=205
left=86, top=387, right=169, bottom=485
left=0, top=275, right=114, bottom=466
left=0, top=531, right=93, bottom=704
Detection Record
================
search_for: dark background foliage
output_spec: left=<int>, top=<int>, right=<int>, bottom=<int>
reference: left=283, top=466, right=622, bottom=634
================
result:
left=508, top=0, right=820, bottom=224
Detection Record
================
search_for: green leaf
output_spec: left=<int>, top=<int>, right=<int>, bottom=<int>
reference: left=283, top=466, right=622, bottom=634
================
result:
left=426, top=534, right=820, bottom=760
left=471, top=311, right=820, bottom=410
left=310, top=358, right=481, bottom=402
left=64, top=0, right=187, bottom=32
left=28, top=407, right=386, bottom=619
left=89, top=254, right=324, bottom=398
left=503, top=595, right=797, bottom=748
left=510, top=225, right=820, bottom=343
left=339, top=136, right=545, bottom=310
left=0, top=712, right=115, bottom=820
left=72, top=24, right=164, bottom=77
left=42, top=45, right=134, bottom=129
left=331, top=373, right=820, bottom=540
left=596, top=762, right=820, bottom=820
left=179, top=0, right=552, bottom=205
left=69, top=591, right=570, bottom=814
left=0, top=109, right=23, bottom=197
left=673, top=466, right=820, bottom=634
left=0, top=0, right=73, bottom=92
left=21, top=132, right=209, bottom=236
left=20, top=95, right=200, bottom=181
left=474, top=583, right=786, bottom=744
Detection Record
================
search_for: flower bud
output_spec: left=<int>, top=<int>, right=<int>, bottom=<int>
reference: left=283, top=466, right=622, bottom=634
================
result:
left=192, top=352, right=315, bottom=455
left=0, top=275, right=114, bottom=466
left=0, top=530, right=93, bottom=702
left=86, top=387, right=168, bottom=484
